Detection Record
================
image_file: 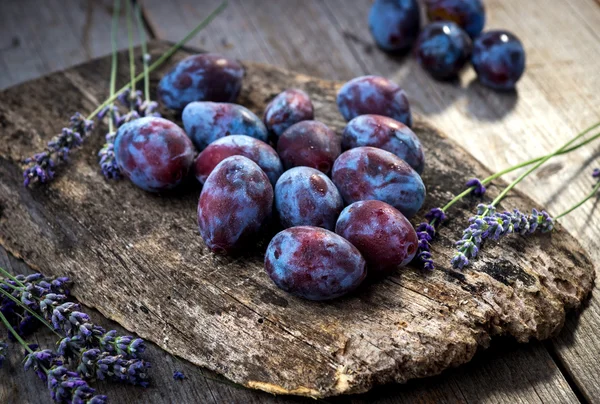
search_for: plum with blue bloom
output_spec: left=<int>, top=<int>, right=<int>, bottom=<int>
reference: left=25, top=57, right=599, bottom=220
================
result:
left=277, top=120, right=341, bottom=174
left=336, top=200, right=418, bottom=276
left=264, top=226, right=367, bottom=300
left=415, top=21, right=472, bottom=80
left=332, top=146, right=426, bottom=218
left=114, top=117, right=195, bottom=192
left=182, top=101, right=268, bottom=150
left=194, top=135, right=282, bottom=186
left=337, top=75, right=412, bottom=127
left=425, top=0, right=486, bottom=38
left=197, top=156, right=273, bottom=254
left=157, top=53, right=244, bottom=110
left=342, top=114, right=425, bottom=174
left=274, top=167, right=343, bottom=231
left=263, top=89, right=314, bottom=138
left=369, top=0, right=421, bottom=52
left=472, top=30, right=526, bottom=91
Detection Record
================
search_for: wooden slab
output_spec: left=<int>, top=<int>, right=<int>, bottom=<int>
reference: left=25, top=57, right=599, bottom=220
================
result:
left=0, top=42, right=594, bottom=398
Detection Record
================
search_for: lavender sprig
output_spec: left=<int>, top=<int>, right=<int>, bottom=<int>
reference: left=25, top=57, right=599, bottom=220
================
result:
left=452, top=204, right=554, bottom=269
left=173, top=370, right=185, bottom=380
left=22, top=113, right=94, bottom=186
left=47, top=365, right=107, bottom=404
left=77, top=348, right=150, bottom=387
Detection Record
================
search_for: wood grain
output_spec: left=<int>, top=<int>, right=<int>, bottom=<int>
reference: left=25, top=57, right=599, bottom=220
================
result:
left=0, top=42, right=594, bottom=398
left=0, top=0, right=144, bottom=90
left=141, top=0, right=600, bottom=400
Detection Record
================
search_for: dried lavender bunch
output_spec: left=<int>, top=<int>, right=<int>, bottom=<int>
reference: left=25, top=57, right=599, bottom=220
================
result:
left=22, top=113, right=94, bottom=186
left=451, top=204, right=554, bottom=269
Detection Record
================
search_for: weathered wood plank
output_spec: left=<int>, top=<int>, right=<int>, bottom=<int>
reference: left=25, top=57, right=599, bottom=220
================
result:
left=0, top=0, right=145, bottom=90
left=0, top=42, right=593, bottom=399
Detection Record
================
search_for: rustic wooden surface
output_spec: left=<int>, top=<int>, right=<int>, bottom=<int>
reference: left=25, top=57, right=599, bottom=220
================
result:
left=0, top=41, right=595, bottom=401
left=0, top=0, right=599, bottom=403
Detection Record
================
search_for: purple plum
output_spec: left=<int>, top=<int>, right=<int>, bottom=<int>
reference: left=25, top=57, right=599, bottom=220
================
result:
left=274, top=167, right=343, bottom=231
left=277, top=120, right=341, bottom=174
left=368, top=0, right=421, bottom=52
left=182, top=102, right=268, bottom=151
left=332, top=146, right=425, bottom=218
left=415, top=21, right=473, bottom=80
left=472, top=30, right=526, bottom=91
left=425, top=0, right=486, bottom=38
left=264, top=226, right=367, bottom=300
left=336, top=200, right=418, bottom=276
left=114, top=117, right=195, bottom=192
left=336, top=76, right=412, bottom=127
left=197, top=156, right=273, bottom=254
left=342, top=114, right=425, bottom=174
left=263, top=89, right=314, bottom=138
left=194, top=135, right=283, bottom=186
left=157, top=53, right=244, bottom=110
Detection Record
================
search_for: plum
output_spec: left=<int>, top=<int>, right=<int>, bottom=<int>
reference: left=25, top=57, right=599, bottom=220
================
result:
left=336, top=200, right=418, bottom=276
left=368, top=0, right=421, bottom=52
left=415, top=21, right=472, bottom=80
left=337, top=76, right=412, bottom=127
left=342, top=114, right=425, bottom=174
left=194, top=135, right=282, bottom=186
left=332, top=146, right=425, bottom=218
left=197, top=156, right=273, bottom=253
left=472, top=30, right=526, bottom=91
left=275, top=167, right=343, bottom=230
left=264, top=226, right=367, bottom=300
left=263, top=89, right=314, bottom=138
left=425, top=0, right=486, bottom=38
left=182, top=102, right=268, bottom=151
left=277, top=120, right=341, bottom=174
left=114, top=117, right=195, bottom=192
left=157, top=53, right=244, bottom=110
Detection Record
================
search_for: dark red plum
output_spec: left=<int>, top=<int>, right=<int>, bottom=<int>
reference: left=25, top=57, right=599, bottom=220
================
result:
left=336, top=200, right=418, bottom=276
left=114, top=117, right=195, bottom=192
left=157, top=53, right=244, bottom=110
left=332, top=147, right=425, bottom=218
left=425, top=0, right=485, bottom=38
left=472, top=30, right=526, bottom=91
left=194, top=135, right=283, bottom=186
left=368, top=0, right=421, bottom=52
left=197, top=156, right=273, bottom=254
left=415, top=21, right=472, bottom=80
left=263, top=89, right=314, bottom=138
left=342, top=114, right=425, bottom=174
left=182, top=102, right=268, bottom=151
left=275, top=167, right=343, bottom=231
left=264, top=226, right=367, bottom=300
left=337, top=76, right=412, bottom=127
left=277, top=120, right=341, bottom=174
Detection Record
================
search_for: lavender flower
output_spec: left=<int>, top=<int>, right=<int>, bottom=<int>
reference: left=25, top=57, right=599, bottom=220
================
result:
left=415, top=223, right=436, bottom=270
left=78, top=348, right=150, bottom=386
left=593, top=168, right=600, bottom=178
left=452, top=204, right=554, bottom=269
left=425, top=207, right=447, bottom=223
left=50, top=303, right=91, bottom=336
left=98, top=132, right=121, bottom=179
left=47, top=365, right=107, bottom=404
left=173, top=370, right=185, bottom=380
left=23, top=113, right=94, bottom=186
left=465, top=178, right=486, bottom=196
left=24, top=348, right=60, bottom=382
left=113, top=335, right=146, bottom=358
left=57, top=335, right=86, bottom=361
left=0, top=341, right=7, bottom=368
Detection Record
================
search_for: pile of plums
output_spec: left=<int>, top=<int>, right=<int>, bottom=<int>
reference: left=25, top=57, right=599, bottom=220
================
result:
left=369, top=0, right=526, bottom=90
left=113, top=53, right=426, bottom=301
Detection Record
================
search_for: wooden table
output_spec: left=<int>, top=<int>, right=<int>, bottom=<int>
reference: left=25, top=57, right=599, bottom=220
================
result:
left=1, top=1, right=598, bottom=403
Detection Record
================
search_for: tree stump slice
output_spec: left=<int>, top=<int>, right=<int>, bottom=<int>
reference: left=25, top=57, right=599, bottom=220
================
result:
left=0, top=42, right=594, bottom=398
